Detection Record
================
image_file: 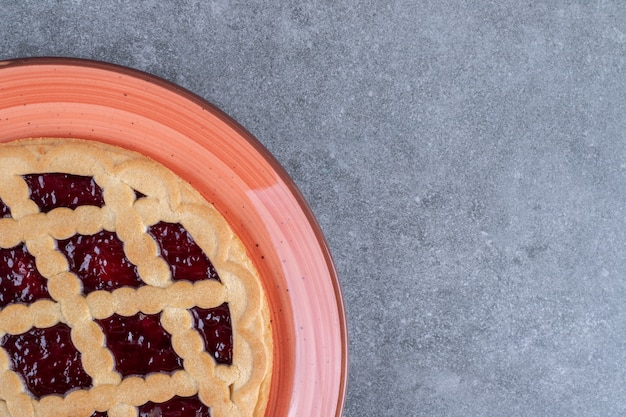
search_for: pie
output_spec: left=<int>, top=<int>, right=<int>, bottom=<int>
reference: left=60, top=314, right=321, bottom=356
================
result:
left=0, top=138, right=273, bottom=417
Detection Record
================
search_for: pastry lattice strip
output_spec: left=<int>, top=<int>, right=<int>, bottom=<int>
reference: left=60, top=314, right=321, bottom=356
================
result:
left=0, top=140, right=270, bottom=417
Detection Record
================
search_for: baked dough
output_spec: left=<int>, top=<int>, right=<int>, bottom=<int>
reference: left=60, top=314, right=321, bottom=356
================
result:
left=0, top=138, right=272, bottom=417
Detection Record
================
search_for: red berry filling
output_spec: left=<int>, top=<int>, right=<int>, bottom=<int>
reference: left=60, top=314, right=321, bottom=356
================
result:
left=190, top=303, right=233, bottom=365
left=1, top=173, right=235, bottom=408
left=139, top=395, right=210, bottom=417
left=0, top=197, right=11, bottom=218
left=23, top=173, right=105, bottom=213
left=57, top=231, right=144, bottom=294
left=1, top=323, right=92, bottom=398
left=88, top=396, right=212, bottom=416
left=95, top=312, right=184, bottom=377
left=0, top=243, right=51, bottom=308
left=147, top=222, right=220, bottom=282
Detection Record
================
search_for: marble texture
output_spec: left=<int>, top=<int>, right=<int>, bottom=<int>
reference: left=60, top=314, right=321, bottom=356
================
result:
left=1, top=1, right=626, bottom=416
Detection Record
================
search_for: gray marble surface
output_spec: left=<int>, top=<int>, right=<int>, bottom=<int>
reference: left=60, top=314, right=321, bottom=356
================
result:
left=2, top=1, right=626, bottom=416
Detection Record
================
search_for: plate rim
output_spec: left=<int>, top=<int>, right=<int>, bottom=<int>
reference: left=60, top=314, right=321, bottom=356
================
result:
left=0, top=56, right=348, bottom=417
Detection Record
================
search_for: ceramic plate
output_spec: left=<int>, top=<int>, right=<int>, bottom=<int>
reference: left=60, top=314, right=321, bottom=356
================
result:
left=0, top=57, right=347, bottom=417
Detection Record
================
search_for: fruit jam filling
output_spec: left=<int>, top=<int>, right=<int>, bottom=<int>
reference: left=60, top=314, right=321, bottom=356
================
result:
left=1, top=323, right=92, bottom=398
left=139, top=395, right=211, bottom=417
left=0, top=197, right=11, bottom=218
left=0, top=243, right=51, bottom=308
left=57, top=231, right=144, bottom=294
left=87, top=395, right=212, bottom=417
left=96, top=312, right=184, bottom=377
left=147, top=222, right=220, bottom=282
left=191, top=303, right=233, bottom=365
left=23, top=173, right=105, bottom=213
left=0, top=173, right=234, bottom=411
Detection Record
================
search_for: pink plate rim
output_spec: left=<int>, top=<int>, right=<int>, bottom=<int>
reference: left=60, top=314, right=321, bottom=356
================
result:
left=0, top=56, right=348, bottom=417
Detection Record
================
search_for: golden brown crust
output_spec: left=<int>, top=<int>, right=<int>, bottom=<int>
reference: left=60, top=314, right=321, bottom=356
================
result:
left=0, top=138, right=272, bottom=417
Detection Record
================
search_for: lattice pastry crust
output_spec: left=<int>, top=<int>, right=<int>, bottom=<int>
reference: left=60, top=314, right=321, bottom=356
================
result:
left=0, top=138, right=272, bottom=417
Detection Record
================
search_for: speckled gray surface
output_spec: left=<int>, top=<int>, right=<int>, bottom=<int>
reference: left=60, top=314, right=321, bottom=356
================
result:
left=2, top=1, right=626, bottom=416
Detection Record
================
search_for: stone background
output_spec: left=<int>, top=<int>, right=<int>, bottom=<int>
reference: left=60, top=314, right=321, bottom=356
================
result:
left=1, top=1, right=626, bottom=416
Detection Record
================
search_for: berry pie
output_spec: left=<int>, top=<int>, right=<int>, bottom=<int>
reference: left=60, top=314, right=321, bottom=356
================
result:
left=0, top=138, right=273, bottom=417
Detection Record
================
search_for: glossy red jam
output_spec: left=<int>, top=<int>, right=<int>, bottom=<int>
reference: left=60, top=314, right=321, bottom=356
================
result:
left=23, top=173, right=105, bottom=213
left=2, top=172, right=234, bottom=411
left=0, top=198, right=11, bottom=218
left=57, top=231, right=144, bottom=294
left=191, top=303, right=233, bottom=365
left=138, top=395, right=210, bottom=417
left=147, top=222, right=220, bottom=282
left=0, top=243, right=51, bottom=308
left=95, top=312, right=183, bottom=377
left=1, top=323, right=92, bottom=398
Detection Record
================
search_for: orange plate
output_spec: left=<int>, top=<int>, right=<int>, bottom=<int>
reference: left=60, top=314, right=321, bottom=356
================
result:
left=0, top=57, right=347, bottom=417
